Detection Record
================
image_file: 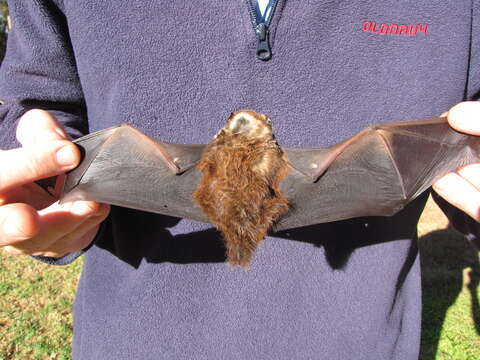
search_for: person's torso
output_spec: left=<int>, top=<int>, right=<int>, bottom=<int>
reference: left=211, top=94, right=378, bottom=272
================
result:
left=61, top=1, right=474, bottom=359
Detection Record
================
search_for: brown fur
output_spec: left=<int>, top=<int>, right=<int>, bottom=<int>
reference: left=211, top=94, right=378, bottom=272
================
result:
left=192, top=110, right=290, bottom=267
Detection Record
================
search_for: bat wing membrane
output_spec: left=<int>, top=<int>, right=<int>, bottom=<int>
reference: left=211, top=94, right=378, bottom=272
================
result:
left=277, top=117, right=480, bottom=230
left=61, top=124, right=208, bottom=222
left=61, top=118, right=480, bottom=231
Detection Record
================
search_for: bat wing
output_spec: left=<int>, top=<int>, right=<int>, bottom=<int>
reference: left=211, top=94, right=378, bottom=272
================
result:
left=276, top=117, right=480, bottom=230
left=61, top=124, right=209, bottom=222
left=61, top=117, right=480, bottom=231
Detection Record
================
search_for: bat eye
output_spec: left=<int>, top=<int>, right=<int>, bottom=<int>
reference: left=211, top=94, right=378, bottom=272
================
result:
left=265, top=117, right=272, bottom=125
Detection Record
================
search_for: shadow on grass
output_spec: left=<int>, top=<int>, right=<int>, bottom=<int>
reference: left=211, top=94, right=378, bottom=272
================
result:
left=419, top=227, right=480, bottom=360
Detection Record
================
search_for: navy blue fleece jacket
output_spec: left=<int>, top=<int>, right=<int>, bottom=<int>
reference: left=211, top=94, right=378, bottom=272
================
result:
left=0, top=1, right=479, bottom=359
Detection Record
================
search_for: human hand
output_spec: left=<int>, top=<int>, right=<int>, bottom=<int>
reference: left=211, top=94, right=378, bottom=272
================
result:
left=433, top=101, right=480, bottom=221
left=0, top=109, right=110, bottom=258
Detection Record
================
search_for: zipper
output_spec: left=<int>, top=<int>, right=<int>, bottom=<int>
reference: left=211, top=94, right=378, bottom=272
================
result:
left=245, top=0, right=280, bottom=61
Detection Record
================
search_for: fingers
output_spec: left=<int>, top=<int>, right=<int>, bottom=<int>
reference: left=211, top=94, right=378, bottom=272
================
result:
left=433, top=168, right=480, bottom=221
left=0, top=109, right=81, bottom=194
left=1, top=201, right=110, bottom=256
left=0, top=203, right=40, bottom=245
left=35, top=201, right=108, bottom=246
left=0, top=182, right=56, bottom=210
left=0, top=140, right=80, bottom=193
left=457, top=163, right=480, bottom=189
left=0, top=109, right=105, bottom=258
left=44, top=204, right=108, bottom=256
left=433, top=101, right=480, bottom=220
left=447, top=101, right=480, bottom=136
left=31, top=220, right=105, bottom=258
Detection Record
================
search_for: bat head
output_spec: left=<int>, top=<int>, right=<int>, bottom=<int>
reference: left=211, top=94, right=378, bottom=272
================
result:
left=221, top=110, right=274, bottom=141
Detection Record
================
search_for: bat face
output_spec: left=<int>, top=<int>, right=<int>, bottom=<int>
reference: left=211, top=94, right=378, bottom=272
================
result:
left=221, top=110, right=274, bottom=141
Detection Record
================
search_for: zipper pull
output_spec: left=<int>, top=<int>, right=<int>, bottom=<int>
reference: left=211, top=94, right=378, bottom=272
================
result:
left=255, top=23, right=272, bottom=61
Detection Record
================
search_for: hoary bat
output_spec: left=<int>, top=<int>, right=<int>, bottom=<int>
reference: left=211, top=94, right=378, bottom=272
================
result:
left=59, top=111, right=480, bottom=266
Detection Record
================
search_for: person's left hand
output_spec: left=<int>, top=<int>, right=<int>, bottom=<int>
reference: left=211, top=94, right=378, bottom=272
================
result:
left=433, top=101, right=480, bottom=221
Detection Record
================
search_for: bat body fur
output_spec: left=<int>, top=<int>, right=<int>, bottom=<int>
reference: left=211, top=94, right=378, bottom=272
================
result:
left=193, top=111, right=289, bottom=266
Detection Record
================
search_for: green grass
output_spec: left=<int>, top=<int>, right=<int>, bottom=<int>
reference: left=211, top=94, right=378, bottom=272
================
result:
left=0, top=255, right=81, bottom=360
left=0, top=196, right=479, bottom=359
left=418, top=197, right=480, bottom=360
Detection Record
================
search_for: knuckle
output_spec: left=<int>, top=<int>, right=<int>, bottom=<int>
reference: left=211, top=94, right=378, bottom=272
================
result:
left=0, top=205, right=39, bottom=243
left=25, top=142, right=64, bottom=176
left=17, top=110, right=65, bottom=145
left=71, top=201, right=102, bottom=216
left=17, top=110, right=45, bottom=141
left=85, top=201, right=100, bottom=214
left=20, top=109, right=48, bottom=124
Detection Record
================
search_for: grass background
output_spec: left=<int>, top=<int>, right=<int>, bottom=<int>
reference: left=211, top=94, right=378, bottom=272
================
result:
left=418, top=197, right=480, bottom=360
left=0, top=196, right=479, bottom=359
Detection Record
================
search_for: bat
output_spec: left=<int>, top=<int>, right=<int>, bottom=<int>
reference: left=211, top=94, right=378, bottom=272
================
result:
left=59, top=111, right=480, bottom=265
left=192, top=111, right=289, bottom=266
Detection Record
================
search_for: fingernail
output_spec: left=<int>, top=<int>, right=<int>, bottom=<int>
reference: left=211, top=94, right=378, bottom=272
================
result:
left=56, top=145, right=76, bottom=167
left=3, top=216, right=30, bottom=240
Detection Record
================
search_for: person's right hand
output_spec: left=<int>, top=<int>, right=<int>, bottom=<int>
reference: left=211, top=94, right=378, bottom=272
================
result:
left=0, top=109, right=110, bottom=258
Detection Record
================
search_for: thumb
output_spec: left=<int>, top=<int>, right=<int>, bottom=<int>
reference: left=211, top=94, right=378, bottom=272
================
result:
left=16, top=109, right=70, bottom=146
left=447, top=101, right=480, bottom=136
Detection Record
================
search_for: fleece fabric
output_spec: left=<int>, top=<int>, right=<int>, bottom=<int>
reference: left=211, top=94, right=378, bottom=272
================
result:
left=0, top=1, right=479, bottom=359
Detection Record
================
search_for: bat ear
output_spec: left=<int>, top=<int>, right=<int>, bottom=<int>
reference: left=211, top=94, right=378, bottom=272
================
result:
left=213, top=129, right=224, bottom=139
